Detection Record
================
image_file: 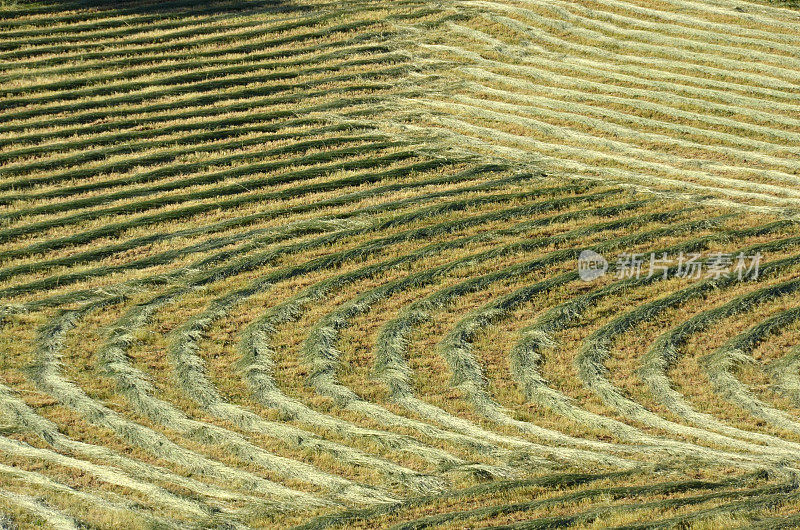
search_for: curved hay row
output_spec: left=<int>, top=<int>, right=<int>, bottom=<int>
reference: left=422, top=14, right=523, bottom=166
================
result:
left=0, top=459, right=176, bottom=527
left=533, top=0, right=800, bottom=55
left=643, top=282, right=800, bottom=438
left=593, top=0, right=800, bottom=40
left=574, top=251, right=800, bottom=458
left=11, top=174, right=547, bottom=504
left=419, top=42, right=800, bottom=143
left=507, top=226, right=800, bottom=459
left=1, top=170, right=571, bottom=517
left=4, top=0, right=800, bottom=526
left=0, top=488, right=80, bottom=530
left=297, top=211, right=657, bottom=467
left=156, top=184, right=610, bottom=463
left=102, top=285, right=456, bottom=493
left=0, top=433, right=212, bottom=518
left=30, top=305, right=332, bottom=509
left=242, top=199, right=656, bottom=466
left=371, top=213, right=711, bottom=460
left=409, top=96, right=800, bottom=201
left=0, top=382, right=263, bottom=509
left=701, top=306, right=800, bottom=433
left=769, top=341, right=800, bottom=406
left=384, top=222, right=800, bottom=464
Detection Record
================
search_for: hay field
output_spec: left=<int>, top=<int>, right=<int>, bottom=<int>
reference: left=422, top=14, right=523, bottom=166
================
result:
left=2, top=0, right=800, bottom=527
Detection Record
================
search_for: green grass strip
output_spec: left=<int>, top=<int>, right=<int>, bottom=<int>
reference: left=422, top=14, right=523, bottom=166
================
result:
left=395, top=474, right=768, bottom=530
left=0, top=145, right=417, bottom=252
left=2, top=165, right=522, bottom=307
left=0, top=44, right=396, bottom=112
left=493, top=482, right=796, bottom=529
left=292, top=471, right=633, bottom=530
left=0, top=54, right=405, bottom=124
left=0, top=131, right=386, bottom=220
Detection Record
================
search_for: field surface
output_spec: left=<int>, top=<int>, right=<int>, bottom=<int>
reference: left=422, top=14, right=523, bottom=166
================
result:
left=2, top=0, right=800, bottom=527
